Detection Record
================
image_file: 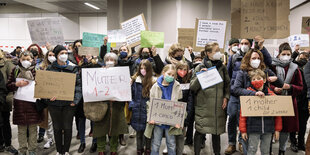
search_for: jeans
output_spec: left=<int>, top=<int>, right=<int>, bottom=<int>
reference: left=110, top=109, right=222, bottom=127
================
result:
left=48, top=105, right=76, bottom=154
left=78, top=117, right=96, bottom=144
left=247, top=133, right=272, bottom=155
left=227, top=95, right=242, bottom=145
left=97, top=135, right=118, bottom=152
left=0, top=111, right=12, bottom=146
left=151, top=126, right=176, bottom=155
left=194, top=131, right=220, bottom=155
left=136, top=130, right=151, bottom=150
left=279, top=132, right=289, bottom=151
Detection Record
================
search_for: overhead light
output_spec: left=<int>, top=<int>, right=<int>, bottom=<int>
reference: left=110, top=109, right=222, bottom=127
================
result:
left=84, top=2, right=100, bottom=10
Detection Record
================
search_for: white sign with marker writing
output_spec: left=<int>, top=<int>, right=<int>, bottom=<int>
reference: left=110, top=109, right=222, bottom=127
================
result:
left=82, top=67, right=132, bottom=102
left=196, top=67, right=223, bottom=89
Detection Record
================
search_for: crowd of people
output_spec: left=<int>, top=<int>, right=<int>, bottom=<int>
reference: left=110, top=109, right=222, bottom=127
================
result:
left=0, top=35, right=309, bottom=155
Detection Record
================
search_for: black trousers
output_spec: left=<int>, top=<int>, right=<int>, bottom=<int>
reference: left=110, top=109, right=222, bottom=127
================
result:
left=290, top=108, right=309, bottom=146
left=194, top=131, right=220, bottom=155
left=136, top=131, right=151, bottom=151
left=48, top=105, right=76, bottom=154
left=0, top=111, right=12, bottom=146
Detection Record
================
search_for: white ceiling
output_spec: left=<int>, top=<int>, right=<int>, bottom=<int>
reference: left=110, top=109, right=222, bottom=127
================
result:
left=10, top=0, right=107, bottom=13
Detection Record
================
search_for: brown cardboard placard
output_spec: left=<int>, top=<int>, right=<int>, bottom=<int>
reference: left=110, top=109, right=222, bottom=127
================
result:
left=193, top=19, right=227, bottom=52
left=178, top=28, right=195, bottom=48
left=78, top=47, right=100, bottom=56
left=121, top=13, right=149, bottom=48
left=147, top=98, right=187, bottom=128
left=232, top=0, right=290, bottom=39
left=240, top=96, right=295, bottom=117
left=301, top=16, right=310, bottom=43
left=34, top=70, right=76, bottom=101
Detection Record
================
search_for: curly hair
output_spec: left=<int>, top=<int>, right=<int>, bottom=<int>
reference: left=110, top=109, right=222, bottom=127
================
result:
left=168, top=43, right=184, bottom=57
left=240, top=49, right=266, bottom=71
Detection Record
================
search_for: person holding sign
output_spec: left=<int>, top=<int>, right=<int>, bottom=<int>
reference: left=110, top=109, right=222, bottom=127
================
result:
left=165, top=43, right=193, bottom=69
left=239, top=69, right=282, bottom=155
left=129, top=59, right=156, bottom=155
left=45, top=45, right=82, bottom=155
left=27, top=44, right=44, bottom=70
left=144, top=64, right=183, bottom=155
left=93, top=52, right=129, bottom=155
left=133, top=46, right=164, bottom=75
left=6, top=51, right=42, bottom=155
left=190, top=42, right=230, bottom=155
left=271, top=43, right=303, bottom=155
left=68, top=39, right=82, bottom=65
left=118, top=45, right=136, bottom=76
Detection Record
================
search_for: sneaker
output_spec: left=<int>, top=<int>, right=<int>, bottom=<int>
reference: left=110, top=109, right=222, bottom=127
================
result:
left=56, top=153, right=61, bottom=155
left=5, top=145, right=18, bottom=154
left=65, top=152, right=70, bottom=155
left=163, top=147, right=168, bottom=155
left=129, top=130, right=136, bottom=138
left=224, top=145, right=236, bottom=154
left=44, top=138, right=54, bottom=149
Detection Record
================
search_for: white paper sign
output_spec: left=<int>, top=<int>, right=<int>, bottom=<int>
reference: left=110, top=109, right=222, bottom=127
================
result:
left=180, top=83, right=190, bottom=90
left=121, top=14, right=148, bottom=47
left=195, top=19, right=227, bottom=49
left=82, top=67, right=132, bottom=102
left=27, top=18, right=64, bottom=46
left=288, top=34, right=309, bottom=48
left=107, top=29, right=126, bottom=43
left=14, top=78, right=37, bottom=102
left=196, top=67, right=223, bottom=89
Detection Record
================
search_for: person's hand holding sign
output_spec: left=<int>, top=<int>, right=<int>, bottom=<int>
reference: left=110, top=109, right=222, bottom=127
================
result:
left=282, top=83, right=291, bottom=90
left=222, top=98, right=228, bottom=109
left=151, top=46, right=157, bottom=57
left=15, top=80, right=29, bottom=87
left=200, top=68, right=207, bottom=72
left=255, top=91, right=265, bottom=97
left=50, top=96, right=57, bottom=101
left=148, top=120, right=155, bottom=125
left=175, top=124, right=181, bottom=129
left=187, top=46, right=193, bottom=54
left=254, top=35, right=265, bottom=50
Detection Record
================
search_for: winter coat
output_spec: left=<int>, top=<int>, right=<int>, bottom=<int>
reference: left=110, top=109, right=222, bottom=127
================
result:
left=93, top=101, right=129, bottom=137
left=239, top=86, right=282, bottom=134
left=190, top=58, right=230, bottom=135
left=0, top=58, right=14, bottom=111
left=270, top=64, right=303, bottom=132
left=45, top=61, right=82, bottom=106
left=144, top=76, right=183, bottom=139
left=133, top=55, right=164, bottom=75
left=7, top=66, right=42, bottom=125
left=129, top=76, right=156, bottom=131
left=0, top=72, right=6, bottom=107
left=118, top=56, right=136, bottom=76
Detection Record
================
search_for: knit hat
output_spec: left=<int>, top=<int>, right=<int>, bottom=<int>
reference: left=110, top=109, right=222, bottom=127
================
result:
left=52, top=45, right=67, bottom=57
left=229, top=38, right=240, bottom=46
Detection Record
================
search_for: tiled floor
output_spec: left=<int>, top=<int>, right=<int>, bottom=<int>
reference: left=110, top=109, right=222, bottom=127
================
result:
left=2, top=119, right=307, bottom=155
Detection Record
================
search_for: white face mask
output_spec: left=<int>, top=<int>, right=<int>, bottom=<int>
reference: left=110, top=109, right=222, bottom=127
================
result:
left=58, top=54, right=68, bottom=62
left=106, top=61, right=115, bottom=67
left=212, top=52, right=223, bottom=60
left=232, top=46, right=239, bottom=53
left=280, top=55, right=291, bottom=62
left=250, top=59, right=261, bottom=68
left=48, top=56, right=56, bottom=63
left=241, top=45, right=249, bottom=53
left=21, top=60, right=31, bottom=69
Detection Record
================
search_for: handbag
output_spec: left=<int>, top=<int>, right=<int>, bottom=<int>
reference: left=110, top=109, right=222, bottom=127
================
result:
left=83, top=101, right=108, bottom=122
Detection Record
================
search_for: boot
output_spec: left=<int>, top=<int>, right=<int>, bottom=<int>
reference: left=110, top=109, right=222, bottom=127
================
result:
left=110, top=152, right=117, bottom=155
left=98, top=152, right=105, bottom=155
left=90, top=143, right=97, bottom=153
left=279, top=150, right=285, bottom=155
left=145, top=149, right=151, bottom=155
left=224, top=145, right=236, bottom=154
left=137, top=149, right=144, bottom=155
left=78, top=143, right=86, bottom=153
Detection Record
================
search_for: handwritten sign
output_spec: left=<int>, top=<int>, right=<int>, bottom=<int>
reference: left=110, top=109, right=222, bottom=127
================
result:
left=288, top=34, right=310, bottom=48
left=240, top=96, right=295, bottom=116
left=193, top=19, right=227, bottom=51
left=34, top=70, right=76, bottom=101
left=82, top=67, right=131, bottom=102
left=121, top=14, right=148, bottom=47
left=78, top=47, right=100, bottom=56
left=180, top=83, right=190, bottom=90
left=14, top=78, right=36, bottom=102
left=302, top=17, right=310, bottom=35
left=231, top=0, right=290, bottom=39
left=147, top=98, right=187, bottom=128
left=107, top=29, right=126, bottom=43
left=178, top=28, right=194, bottom=47
left=141, top=31, right=164, bottom=48
left=27, top=18, right=64, bottom=46
left=82, top=32, right=104, bottom=48
left=196, top=67, right=223, bottom=89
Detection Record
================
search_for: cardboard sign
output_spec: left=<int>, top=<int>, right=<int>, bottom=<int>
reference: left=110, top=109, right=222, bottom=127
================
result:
left=288, top=34, right=310, bottom=48
left=140, top=31, right=164, bottom=48
left=147, top=98, right=187, bottom=128
left=196, top=67, right=223, bottom=89
left=82, top=32, right=111, bottom=53
left=231, top=0, right=290, bottom=39
left=107, top=29, right=126, bottom=43
left=193, top=19, right=227, bottom=51
left=78, top=47, right=100, bottom=56
left=178, top=28, right=195, bottom=48
left=34, top=70, right=76, bottom=101
left=27, top=18, right=64, bottom=46
left=14, top=78, right=36, bottom=102
left=121, top=14, right=148, bottom=47
left=301, top=17, right=310, bottom=35
left=240, top=96, right=295, bottom=117
left=82, top=67, right=131, bottom=102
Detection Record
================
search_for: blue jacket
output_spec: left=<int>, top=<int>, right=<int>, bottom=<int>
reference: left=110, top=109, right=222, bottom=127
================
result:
left=129, top=76, right=153, bottom=131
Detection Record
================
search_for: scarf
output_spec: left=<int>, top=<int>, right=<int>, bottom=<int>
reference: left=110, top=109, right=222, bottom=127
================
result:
left=17, top=65, right=35, bottom=81
left=203, top=57, right=223, bottom=69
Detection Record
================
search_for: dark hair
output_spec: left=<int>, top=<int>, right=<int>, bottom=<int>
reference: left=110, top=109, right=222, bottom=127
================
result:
left=27, top=44, right=43, bottom=58
left=176, top=62, right=192, bottom=83
left=16, top=46, right=22, bottom=49
left=137, top=47, right=152, bottom=58
left=240, top=49, right=266, bottom=71
left=73, top=39, right=83, bottom=49
left=278, top=42, right=292, bottom=56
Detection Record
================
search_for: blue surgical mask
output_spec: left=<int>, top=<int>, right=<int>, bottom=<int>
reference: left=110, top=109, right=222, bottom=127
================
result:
left=119, top=51, right=128, bottom=59
left=164, top=75, right=174, bottom=83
